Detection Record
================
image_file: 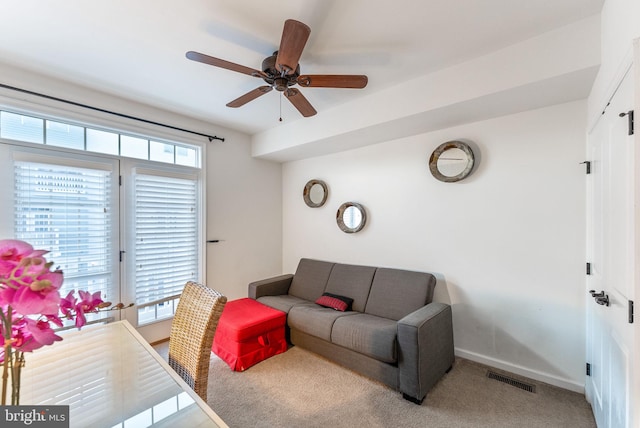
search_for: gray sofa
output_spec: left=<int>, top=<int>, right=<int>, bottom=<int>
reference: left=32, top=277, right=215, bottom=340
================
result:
left=248, top=258, right=454, bottom=404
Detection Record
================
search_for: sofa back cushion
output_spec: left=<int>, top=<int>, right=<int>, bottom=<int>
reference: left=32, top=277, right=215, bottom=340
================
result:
left=288, top=259, right=335, bottom=302
left=324, top=263, right=377, bottom=312
left=364, top=268, right=436, bottom=320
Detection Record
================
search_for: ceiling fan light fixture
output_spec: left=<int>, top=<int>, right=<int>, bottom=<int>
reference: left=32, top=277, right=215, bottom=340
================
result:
left=274, top=77, right=289, bottom=92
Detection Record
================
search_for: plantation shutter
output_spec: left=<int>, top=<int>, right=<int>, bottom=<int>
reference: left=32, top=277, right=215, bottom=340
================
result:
left=13, top=160, right=117, bottom=320
left=133, top=172, right=199, bottom=313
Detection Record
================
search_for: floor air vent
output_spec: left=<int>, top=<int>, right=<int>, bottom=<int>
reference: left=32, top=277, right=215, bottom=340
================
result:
left=486, top=371, right=536, bottom=393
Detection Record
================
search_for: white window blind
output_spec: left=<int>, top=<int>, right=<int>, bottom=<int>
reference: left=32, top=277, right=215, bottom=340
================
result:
left=134, top=172, right=199, bottom=324
left=14, top=160, right=116, bottom=319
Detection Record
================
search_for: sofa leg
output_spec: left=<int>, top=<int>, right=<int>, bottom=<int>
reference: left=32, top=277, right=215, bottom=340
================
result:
left=402, top=393, right=424, bottom=405
left=446, top=364, right=453, bottom=373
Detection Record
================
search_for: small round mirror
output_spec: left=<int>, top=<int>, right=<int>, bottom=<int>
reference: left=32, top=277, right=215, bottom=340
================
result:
left=337, top=202, right=367, bottom=233
left=429, top=141, right=475, bottom=182
left=437, top=147, right=468, bottom=177
left=303, top=179, right=328, bottom=208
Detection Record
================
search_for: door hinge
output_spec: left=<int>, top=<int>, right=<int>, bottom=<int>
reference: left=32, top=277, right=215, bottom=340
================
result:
left=119, top=175, right=122, bottom=186
left=586, top=262, right=592, bottom=275
left=630, top=300, right=635, bottom=324
left=580, top=161, right=591, bottom=174
left=619, top=110, right=634, bottom=135
left=119, top=250, right=126, bottom=262
left=586, top=362, right=591, bottom=376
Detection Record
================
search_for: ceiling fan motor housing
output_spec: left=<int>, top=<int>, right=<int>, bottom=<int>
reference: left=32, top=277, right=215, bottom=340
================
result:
left=262, top=51, right=300, bottom=91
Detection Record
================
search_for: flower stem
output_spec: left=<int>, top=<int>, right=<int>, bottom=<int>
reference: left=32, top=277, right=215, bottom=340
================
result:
left=11, top=351, right=23, bottom=405
left=1, top=306, right=12, bottom=406
left=1, top=347, right=8, bottom=406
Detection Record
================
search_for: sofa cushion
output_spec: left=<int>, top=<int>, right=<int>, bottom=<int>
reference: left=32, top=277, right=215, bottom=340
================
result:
left=364, top=268, right=436, bottom=321
left=288, top=303, right=357, bottom=341
left=324, top=263, right=376, bottom=312
left=257, top=294, right=308, bottom=313
left=288, top=259, right=335, bottom=302
left=331, top=313, right=398, bottom=363
left=315, top=293, right=354, bottom=312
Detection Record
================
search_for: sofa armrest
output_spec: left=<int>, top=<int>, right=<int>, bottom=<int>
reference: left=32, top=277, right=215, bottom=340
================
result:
left=248, top=274, right=294, bottom=299
left=397, top=302, right=454, bottom=403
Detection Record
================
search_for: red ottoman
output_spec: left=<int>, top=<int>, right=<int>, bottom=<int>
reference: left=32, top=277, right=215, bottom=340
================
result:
left=212, top=298, right=287, bottom=371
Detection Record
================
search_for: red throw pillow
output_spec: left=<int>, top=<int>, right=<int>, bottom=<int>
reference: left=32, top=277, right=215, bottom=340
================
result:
left=315, top=293, right=353, bottom=311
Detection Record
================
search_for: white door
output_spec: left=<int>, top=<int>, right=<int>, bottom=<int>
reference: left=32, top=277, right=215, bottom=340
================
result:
left=585, top=66, right=635, bottom=428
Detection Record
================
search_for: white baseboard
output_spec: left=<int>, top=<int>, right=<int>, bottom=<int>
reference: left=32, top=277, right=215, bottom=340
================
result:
left=454, top=348, right=584, bottom=394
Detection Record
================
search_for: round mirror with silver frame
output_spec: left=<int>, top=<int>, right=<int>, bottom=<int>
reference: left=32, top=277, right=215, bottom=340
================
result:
left=303, top=179, right=328, bottom=208
left=336, top=202, right=367, bottom=233
left=429, top=140, right=475, bottom=182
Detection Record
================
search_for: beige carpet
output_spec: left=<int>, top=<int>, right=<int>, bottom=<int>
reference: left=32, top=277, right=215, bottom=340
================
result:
left=198, top=346, right=596, bottom=428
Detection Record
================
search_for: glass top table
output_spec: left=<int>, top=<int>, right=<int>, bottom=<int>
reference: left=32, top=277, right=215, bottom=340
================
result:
left=20, top=320, right=227, bottom=428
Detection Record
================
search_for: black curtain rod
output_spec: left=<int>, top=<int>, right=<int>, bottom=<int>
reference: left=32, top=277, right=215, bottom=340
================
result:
left=0, top=82, right=225, bottom=142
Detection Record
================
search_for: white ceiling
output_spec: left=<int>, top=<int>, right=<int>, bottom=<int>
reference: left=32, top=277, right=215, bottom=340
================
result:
left=0, top=0, right=603, bottom=140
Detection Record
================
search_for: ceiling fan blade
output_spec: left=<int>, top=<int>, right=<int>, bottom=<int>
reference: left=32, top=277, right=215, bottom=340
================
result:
left=298, top=74, right=368, bottom=89
left=284, top=88, right=317, bottom=117
left=186, top=51, right=266, bottom=78
left=275, top=20, right=311, bottom=74
left=226, top=86, right=273, bottom=108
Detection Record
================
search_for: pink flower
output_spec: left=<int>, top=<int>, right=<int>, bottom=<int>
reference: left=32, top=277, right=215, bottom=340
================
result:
left=73, top=290, right=104, bottom=328
left=10, top=285, right=62, bottom=316
left=59, top=291, right=76, bottom=319
left=13, top=318, right=62, bottom=353
left=44, top=313, right=63, bottom=328
left=0, top=239, right=33, bottom=262
left=0, top=267, right=63, bottom=315
left=78, top=290, right=103, bottom=311
left=0, top=312, right=61, bottom=362
left=0, top=240, right=34, bottom=277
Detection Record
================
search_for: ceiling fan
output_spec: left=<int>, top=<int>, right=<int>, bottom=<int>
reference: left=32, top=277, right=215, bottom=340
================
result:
left=186, top=19, right=368, bottom=118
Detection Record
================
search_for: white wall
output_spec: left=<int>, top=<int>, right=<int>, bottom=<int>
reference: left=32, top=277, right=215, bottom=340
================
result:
left=282, top=100, right=587, bottom=391
left=205, top=131, right=283, bottom=300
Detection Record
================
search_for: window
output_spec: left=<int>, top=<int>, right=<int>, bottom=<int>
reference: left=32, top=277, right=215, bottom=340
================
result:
left=11, top=153, right=119, bottom=324
left=121, top=135, right=149, bottom=160
left=45, top=120, right=84, bottom=150
left=0, top=110, right=200, bottom=167
left=0, top=108, right=204, bottom=331
left=86, top=128, right=118, bottom=155
left=0, top=111, right=44, bottom=144
left=133, top=170, right=200, bottom=324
